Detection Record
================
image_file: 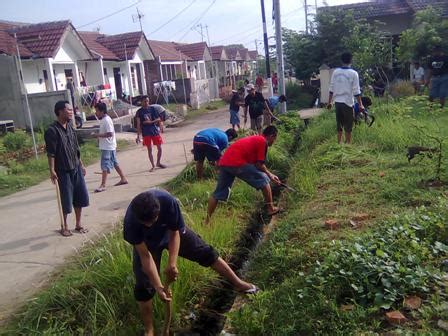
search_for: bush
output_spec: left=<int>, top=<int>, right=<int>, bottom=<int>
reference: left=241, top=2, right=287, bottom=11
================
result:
left=285, top=82, right=315, bottom=110
left=2, top=131, right=30, bottom=152
left=390, top=80, right=414, bottom=98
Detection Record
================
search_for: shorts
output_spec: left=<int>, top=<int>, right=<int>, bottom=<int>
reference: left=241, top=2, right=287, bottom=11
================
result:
left=100, top=150, right=119, bottom=173
left=230, top=109, right=240, bottom=126
left=430, top=74, right=448, bottom=99
left=250, top=115, right=263, bottom=131
left=193, top=141, right=221, bottom=162
left=213, top=164, right=270, bottom=201
left=133, top=227, right=219, bottom=302
left=143, top=135, right=163, bottom=146
left=56, top=164, right=89, bottom=214
left=335, top=102, right=354, bottom=133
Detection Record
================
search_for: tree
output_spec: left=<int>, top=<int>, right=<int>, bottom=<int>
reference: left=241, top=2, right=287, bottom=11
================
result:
left=396, top=7, right=448, bottom=64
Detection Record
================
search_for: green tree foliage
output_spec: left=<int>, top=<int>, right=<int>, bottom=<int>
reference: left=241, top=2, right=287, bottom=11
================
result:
left=397, top=7, right=448, bottom=63
left=283, top=9, right=390, bottom=83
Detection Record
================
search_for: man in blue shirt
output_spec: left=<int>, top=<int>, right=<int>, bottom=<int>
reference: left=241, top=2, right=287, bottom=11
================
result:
left=136, top=96, right=166, bottom=172
left=124, top=188, right=258, bottom=336
left=266, top=94, right=287, bottom=112
left=193, top=128, right=238, bottom=179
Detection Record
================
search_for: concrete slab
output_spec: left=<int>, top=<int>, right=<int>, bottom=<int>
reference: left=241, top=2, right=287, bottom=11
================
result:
left=0, top=107, right=231, bottom=323
left=298, top=108, right=325, bottom=120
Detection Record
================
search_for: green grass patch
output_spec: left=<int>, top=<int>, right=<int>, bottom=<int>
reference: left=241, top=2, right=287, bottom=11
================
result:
left=227, top=95, right=448, bottom=335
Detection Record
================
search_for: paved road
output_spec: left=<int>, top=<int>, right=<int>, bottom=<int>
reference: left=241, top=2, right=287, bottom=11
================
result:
left=0, top=108, right=229, bottom=322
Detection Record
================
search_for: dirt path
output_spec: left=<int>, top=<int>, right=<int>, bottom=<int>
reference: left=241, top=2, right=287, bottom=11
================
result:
left=0, top=107, right=230, bottom=322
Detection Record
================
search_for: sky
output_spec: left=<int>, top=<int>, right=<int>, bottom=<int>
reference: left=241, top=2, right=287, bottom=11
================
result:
left=0, top=0, right=366, bottom=50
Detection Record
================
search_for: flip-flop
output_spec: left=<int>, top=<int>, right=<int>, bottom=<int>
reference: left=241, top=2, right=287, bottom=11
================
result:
left=149, top=167, right=155, bottom=172
left=114, top=180, right=128, bottom=186
left=267, top=208, right=283, bottom=216
left=94, top=187, right=106, bottom=193
left=60, top=229, right=72, bottom=237
left=157, top=164, right=167, bottom=169
left=74, top=226, right=88, bottom=234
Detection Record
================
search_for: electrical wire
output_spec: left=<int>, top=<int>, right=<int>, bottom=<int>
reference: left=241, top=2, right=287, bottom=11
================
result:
left=177, top=0, right=217, bottom=42
left=76, top=0, right=141, bottom=29
left=148, top=0, right=198, bottom=35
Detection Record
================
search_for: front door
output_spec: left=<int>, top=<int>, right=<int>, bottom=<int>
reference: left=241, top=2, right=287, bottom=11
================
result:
left=136, top=64, right=143, bottom=95
left=113, top=67, right=123, bottom=98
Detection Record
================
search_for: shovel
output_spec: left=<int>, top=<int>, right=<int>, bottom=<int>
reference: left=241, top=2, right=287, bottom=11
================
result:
left=280, top=182, right=297, bottom=193
left=162, top=280, right=173, bottom=336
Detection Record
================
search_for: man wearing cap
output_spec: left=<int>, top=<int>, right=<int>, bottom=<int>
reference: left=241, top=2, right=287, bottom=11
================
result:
left=426, top=45, right=448, bottom=109
left=244, top=84, right=271, bottom=134
left=229, top=87, right=244, bottom=130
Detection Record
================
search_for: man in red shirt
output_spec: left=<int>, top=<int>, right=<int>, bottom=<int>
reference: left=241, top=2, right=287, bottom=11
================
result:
left=255, top=74, right=264, bottom=92
left=206, top=126, right=281, bottom=224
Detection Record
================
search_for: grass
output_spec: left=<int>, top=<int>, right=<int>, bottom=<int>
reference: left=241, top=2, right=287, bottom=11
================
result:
left=227, top=95, right=448, bottom=335
left=1, top=115, right=299, bottom=335
left=0, top=137, right=131, bottom=197
left=163, top=99, right=227, bottom=121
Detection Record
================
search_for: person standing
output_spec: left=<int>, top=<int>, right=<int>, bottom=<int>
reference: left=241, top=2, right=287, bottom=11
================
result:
left=206, top=126, right=281, bottom=224
left=44, top=101, right=89, bottom=237
left=412, top=62, right=425, bottom=95
left=124, top=188, right=259, bottom=336
left=244, top=84, right=271, bottom=134
left=255, top=74, right=264, bottom=92
left=426, top=45, right=448, bottom=109
left=229, top=88, right=244, bottom=130
left=272, top=72, right=278, bottom=94
left=92, top=102, right=128, bottom=192
left=136, top=96, right=166, bottom=172
left=327, top=52, right=364, bottom=144
left=193, top=127, right=238, bottom=179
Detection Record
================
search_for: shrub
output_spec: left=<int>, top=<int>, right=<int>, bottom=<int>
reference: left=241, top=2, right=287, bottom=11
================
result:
left=285, top=82, right=315, bottom=110
left=2, top=131, right=30, bottom=152
left=390, top=80, right=414, bottom=98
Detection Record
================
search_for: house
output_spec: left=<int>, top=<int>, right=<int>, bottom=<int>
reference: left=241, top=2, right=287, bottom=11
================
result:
left=175, top=42, right=213, bottom=80
left=319, top=0, right=448, bottom=36
left=79, top=31, right=154, bottom=99
left=225, top=47, right=243, bottom=78
left=210, top=45, right=230, bottom=87
left=0, top=20, right=93, bottom=94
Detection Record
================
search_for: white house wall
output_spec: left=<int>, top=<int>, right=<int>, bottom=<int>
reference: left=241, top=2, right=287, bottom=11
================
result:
left=21, top=59, right=47, bottom=94
left=79, top=61, right=103, bottom=86
left=53, top=30, right=91, bottom=64
left=53, top=63, right=76, bottom=91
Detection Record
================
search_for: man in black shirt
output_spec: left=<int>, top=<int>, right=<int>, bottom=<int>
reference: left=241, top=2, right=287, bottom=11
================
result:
left=244, top=84, right=271, bottom=134
left=45, top=101, right=89, bottom=237
left=427, top=45, right=448, bottom=108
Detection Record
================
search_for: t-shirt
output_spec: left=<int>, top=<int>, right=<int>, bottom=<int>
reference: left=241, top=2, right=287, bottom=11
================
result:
left=219, top=135, right=267, bottom=167
left=329, top=67, right=361, bottom=107
left=194, top=128, right=228, bottom=151
left=136, top=106, right=160, bottom=136
left=245, top=92, right=266, bottom=118
left=428, top=55, right=448, bottom=77
left=256, top=77, right=264, bottom=87
left=123, top=189, right=186, bottom=248
left=413, top=67, right=425, bottom=81
left=98, top=114, right=116, bottom=150
left=229, top=93, right=241, bottom=111
left=267, top=96, right=280, bottom=110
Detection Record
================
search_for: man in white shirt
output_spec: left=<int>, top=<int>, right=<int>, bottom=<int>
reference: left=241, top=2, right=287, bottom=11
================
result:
left=93, top=102, right=128, bottom=192
left=412, top=62, right=425, bottom=94
left=327, top=52, right=364, bottom=144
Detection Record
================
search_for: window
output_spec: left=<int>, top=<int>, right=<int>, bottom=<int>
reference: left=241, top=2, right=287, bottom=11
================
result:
left=131, top=66, right=137, bottom=90
left=103, top=68, right=107, bottom=75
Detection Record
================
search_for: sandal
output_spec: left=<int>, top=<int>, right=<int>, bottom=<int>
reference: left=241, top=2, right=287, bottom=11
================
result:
left=74, top=226, right=89, bottom=234
left=114, top=180, right=128, bottom=186
left=60, top=229, right=72, bottom=237
left=267, top=207, right=283, bottom=216
left=94, top=186, right=106, bottom=193
left=157, top=163, right=167, bottom=169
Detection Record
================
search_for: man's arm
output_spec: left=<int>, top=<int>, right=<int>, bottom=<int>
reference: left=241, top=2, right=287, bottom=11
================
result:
left=44, top=128, right=58, bottom=183
left=47, top=157, right=58, bottom=183
left=135, top=115, right=142, bottom=143
left=255, top=161, right=281, bottom=185
left=426, top=69, right=432, bottom=86
left=165, top=230, right=180, bottom=283
left=327, top=92, right=334, bottom=109
left=143, top=117, right=161, bottom=125
left=134, top=242, right=171, bottom=301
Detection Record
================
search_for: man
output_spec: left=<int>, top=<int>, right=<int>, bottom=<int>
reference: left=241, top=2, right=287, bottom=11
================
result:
left=193, top=128, right=238, bottom=179
left=265, top=94, right=287, bottom=124
left=426, top=45, right=448, bottom=109
left=44, top=101, right=89, bottom=236
left=412, top=62, right=425, bottom=95
left=244, top=84, right=271, bottom=134
left=124, top=188, right=258, bottom=336
left=206, top=126, right=281, bottom=224
left=92, top=102, right=128, bottom=192
left=229, top=87, right=244, bottom=130
left=327, top=52, right=364, bottom=144
left=136, top=96, right=166, bottom=172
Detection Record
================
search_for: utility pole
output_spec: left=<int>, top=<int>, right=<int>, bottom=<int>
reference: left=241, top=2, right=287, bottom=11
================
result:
left=273, top=0, right=286, bottom=113
left=304, top=0, right=309, bottom=34
left=133, top=7, right=144, bottom=32
left=260, top=0, right=272, bottom=95
left=205, top=24, right=211, bottom=46
left=196, top=24, right=204, bottom=42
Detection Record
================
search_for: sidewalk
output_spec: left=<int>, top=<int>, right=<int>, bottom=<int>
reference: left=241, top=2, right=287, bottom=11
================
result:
left=0, top=107, right=230, bottom=322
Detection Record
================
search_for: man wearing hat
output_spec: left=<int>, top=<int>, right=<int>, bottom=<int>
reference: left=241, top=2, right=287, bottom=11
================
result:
left=244, top=84, right=271, bottom=134
left=229, top=87, right=244, bottom=130
left=426, top=45, right=448, bottom=109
